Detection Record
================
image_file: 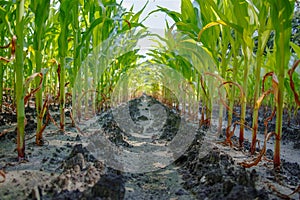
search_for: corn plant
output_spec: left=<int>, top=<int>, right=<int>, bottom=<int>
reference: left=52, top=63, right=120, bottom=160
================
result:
left=57, top=0, right=73, bottom=130
left=270, top=0, right=294, bottom=168
left=250, top=0, right=272, bottom=154
left=15, top=0, right=26, bottom=159
left=30, top=0, right=50, bottom=145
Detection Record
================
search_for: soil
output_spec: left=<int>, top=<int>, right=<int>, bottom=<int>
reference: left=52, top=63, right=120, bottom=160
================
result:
left=0, top=94, right=299, bottom=200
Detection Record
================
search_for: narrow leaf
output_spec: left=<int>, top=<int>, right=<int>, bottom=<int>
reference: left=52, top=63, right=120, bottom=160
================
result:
left=197, top=20, right=227, bottom=41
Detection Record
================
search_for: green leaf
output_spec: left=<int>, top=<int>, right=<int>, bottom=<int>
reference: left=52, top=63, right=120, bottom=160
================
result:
left=233, top=0, right=246, bottom=23
left=131, top=1, right=147, bottom=23
left=0, top=5, right=5, bottom=13
left=291, top=42, right=300, bottom=58
left=181, top=0, right=197, bottom=25
left=152, top=6, right=181, bottom=23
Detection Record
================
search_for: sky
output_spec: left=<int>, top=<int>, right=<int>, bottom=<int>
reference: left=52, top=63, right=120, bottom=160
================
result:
left=117, top=0, right=181, bottom=33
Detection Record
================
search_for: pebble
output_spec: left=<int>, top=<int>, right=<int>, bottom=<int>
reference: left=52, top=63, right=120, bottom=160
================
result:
left=175, top=188, right=187, bottom=196
left=75, top=134, right=81, bottom=141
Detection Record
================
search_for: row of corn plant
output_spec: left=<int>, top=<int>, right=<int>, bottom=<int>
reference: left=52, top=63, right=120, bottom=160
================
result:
left=155, top=0, right=297, bottom=169
left=0, top=0, right=147, bottom=158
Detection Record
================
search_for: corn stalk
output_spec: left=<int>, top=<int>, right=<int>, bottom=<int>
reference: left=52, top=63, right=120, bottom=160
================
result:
left=227, top=36, right=240, bottom=134
left=269, top=0, right=293, bottom=168
left=58, top=0, right=73, bottom=130
left=31, top=0, right=50, bottom=145
left=15, top=0, right=25, bottom=159
left=250, top=1, right=272, bottom=154
left=0, top=32, right=6, bottom=110
left=71, top=0, right=80, bottom=124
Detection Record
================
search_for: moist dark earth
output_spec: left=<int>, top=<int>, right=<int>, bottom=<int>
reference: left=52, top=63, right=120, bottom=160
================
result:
left=0, top=94, right=299, bottom=199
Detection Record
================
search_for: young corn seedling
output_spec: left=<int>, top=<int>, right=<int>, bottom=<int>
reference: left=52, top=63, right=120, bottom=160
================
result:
left=58, top=0, right=73, bottom=130
left=31, top=0, right=50, bottom=145
left=269, top=0, right=294, bottom=168
left=250, top=1, right=273, bottom=155
left=15, top=0, right=26, bottom=160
